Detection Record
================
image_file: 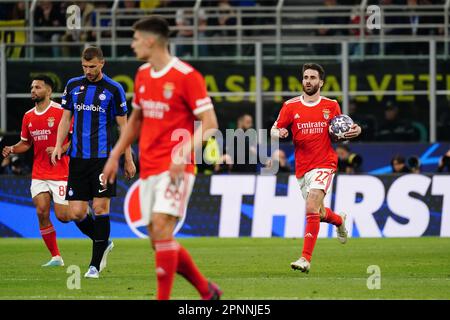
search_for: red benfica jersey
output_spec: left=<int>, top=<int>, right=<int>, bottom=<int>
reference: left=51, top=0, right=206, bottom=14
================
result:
left=20, top=101, right=70, bottom=180
left=275, top=95, right=341, bottom=178
left=132, top=57, right=214, bottom=178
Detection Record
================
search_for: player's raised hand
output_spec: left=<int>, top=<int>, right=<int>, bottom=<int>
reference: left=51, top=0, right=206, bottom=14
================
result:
left=124, top=158, right=136, bottom=180
left=51, top=145, right=62, bottom=166
left=2, top=146, right=13, bottom=158
left=344, top=124, right=362, bottom=139
left=103, top=156, right=119, bottom=185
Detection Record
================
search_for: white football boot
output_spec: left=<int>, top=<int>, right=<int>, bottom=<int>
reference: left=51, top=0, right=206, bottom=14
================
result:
left=337, top=212, right=348, bottom=244
left=290, top=257, right=310, bottom=273
left=84, top=266, right=100, bottom=279
left=41, top=255, right=64, bottom=267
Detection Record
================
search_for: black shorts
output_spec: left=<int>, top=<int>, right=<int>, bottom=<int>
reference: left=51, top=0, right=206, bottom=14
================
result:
left=66, top=158, right=116, bottom=201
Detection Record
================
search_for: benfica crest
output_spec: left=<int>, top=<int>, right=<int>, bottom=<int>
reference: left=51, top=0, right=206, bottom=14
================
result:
left=163, top=82, right=175, bottom=99
left=323, top=108, right=330, bottom=120
left=47, top=117, right=55, bottom=128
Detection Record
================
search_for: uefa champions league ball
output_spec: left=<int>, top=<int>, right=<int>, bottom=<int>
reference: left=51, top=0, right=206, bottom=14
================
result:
left=329, top=114, right=354, bottom=140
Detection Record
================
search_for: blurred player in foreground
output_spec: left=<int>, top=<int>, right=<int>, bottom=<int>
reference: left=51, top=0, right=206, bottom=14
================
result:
left=102, top=16, right=222, bottom=300
left=2, top=75, right=71, bottom=267
left=271, top=63, right=361, bottom=273
left=52, top=47, right=136, bottom=279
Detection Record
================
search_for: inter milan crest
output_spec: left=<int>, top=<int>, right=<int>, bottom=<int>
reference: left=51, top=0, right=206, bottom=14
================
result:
left=47, top=117, right=55, bottom=128
left=323, top=108, right=330, bottom=120
left=163, top=82, right=175, bottom=99
left=99, top=93, right=106, bottom=101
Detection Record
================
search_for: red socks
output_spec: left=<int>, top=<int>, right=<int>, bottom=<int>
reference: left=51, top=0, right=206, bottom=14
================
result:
left=322, top=207, right=343, bottom=226
left=154, top=240, right=210, bottom=300
left=40, top=225, right=60, bottom=257
left=154, top=240, right=179, bottom=300
left=302, top=213, right=320, bottom=262
left=177, top=245, right=210, bottom=299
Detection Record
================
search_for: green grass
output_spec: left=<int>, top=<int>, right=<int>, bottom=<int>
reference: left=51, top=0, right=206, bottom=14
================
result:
left=1, top=237, right=449, bottom=300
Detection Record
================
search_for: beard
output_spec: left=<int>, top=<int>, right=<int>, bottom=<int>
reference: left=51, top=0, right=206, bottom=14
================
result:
left=303, top=83, right=320, bottom=96
left=31, top=96, right=44, bottom=103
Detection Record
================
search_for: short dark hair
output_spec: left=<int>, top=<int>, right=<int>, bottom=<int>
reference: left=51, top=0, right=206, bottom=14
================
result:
left=82, top=46, right=104, bottom=61
left=133, top=16, right=170, bottom=41
left=391, top=154, right=406, bottom=165
left=31, top=75, right=54, bottom=91
left=302, top=63, right=325, bottom=80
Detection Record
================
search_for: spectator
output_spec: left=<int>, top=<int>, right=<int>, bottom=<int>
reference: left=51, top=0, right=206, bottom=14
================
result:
left=10, top=1, right=26, bottom=20
left=336, top=144, right=363, bottom=173
left=391, top=154, right=411, bottom=173
left=1, top=154, right=27, bottom=175
left=264, top=149, right=291, bottom=174
left=34, top=1, right=64, bottom=57
left=89, top=1, right=112, bottom=42
left=407, top=155, right=421, bottom=173
left=0, top=154, right=11, bottom=174
left=175, top=7, right=208, bottom=57
left=118, top=0, right=139, bottom=39
left=375, top=102, right=420, bottom=142
left=348, top=100, right=377, bottom=141
left=223, top=114, right=258, bottom=173
left=61, top=1, right=95, bottom=57
left=216, top=0, right=236, bottom=37
left=315, top=0, right=348, bottom=55
left=437, top=149, right=450, bottom=172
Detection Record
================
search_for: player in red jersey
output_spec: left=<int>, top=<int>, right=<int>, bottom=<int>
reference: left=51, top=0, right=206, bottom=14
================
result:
left=2, top=75, right=71, bottom=267
left=271, top=63, right=361, bottom=273
left=102, top=16, right=222, bottom=300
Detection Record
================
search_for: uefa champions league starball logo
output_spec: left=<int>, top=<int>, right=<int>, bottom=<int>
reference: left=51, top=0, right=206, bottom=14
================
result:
left=329, top=114, right=354, bottom=140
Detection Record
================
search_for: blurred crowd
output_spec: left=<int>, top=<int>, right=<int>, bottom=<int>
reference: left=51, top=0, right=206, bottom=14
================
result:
left=0, top=0, right=447, bottom=57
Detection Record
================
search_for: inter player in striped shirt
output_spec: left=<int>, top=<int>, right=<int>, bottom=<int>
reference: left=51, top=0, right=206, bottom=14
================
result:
left=272, top=63, right=361, bottom=273
left=102, top=16, right=222, bottom=300
left=52, top=47, right=136, bottom=279
left=2, top=75, right=71, bottom=267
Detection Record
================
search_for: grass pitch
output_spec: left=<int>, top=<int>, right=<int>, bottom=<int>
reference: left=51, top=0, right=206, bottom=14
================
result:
left=0, top=237, right=449, bottom=300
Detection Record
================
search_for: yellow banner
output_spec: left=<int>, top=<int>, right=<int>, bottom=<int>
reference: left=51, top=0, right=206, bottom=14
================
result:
left=0, top=20, right=26, bottom=58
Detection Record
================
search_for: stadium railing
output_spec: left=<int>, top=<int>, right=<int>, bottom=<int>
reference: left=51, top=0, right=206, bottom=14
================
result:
left=0, top=0, right=449, bottom=60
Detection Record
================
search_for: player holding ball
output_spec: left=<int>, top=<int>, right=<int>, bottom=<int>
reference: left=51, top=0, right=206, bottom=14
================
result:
left=271, top=63, right=361, bottom=273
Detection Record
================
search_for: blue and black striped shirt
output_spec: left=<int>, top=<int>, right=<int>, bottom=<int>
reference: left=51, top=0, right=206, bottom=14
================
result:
left=61, top=74, right=128, bottom=159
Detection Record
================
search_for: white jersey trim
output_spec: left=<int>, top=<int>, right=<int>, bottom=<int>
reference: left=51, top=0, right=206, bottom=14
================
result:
left=285, top=96, right=301, bottom=105
left=300, top=95, right=322, bottom=107
left=132, top=102, right=141, bottom=109
left=33, top=101, right=56, bottom=116
left=150, top=57, right=178, bottom=79
left=174, top=60, right=194, bottom=75
left=193, top=104, right=213, bottom=115
left=139, top=62, right=151, bottom=71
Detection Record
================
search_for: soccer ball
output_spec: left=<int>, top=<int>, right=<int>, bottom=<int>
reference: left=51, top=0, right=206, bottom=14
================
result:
left=329, top=114, right=354, bottom=141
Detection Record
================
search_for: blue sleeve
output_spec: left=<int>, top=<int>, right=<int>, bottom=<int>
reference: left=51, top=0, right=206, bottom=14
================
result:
left=113, top=84, right=128, bottom=116
left=61, top=80, right=74, bottom=112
